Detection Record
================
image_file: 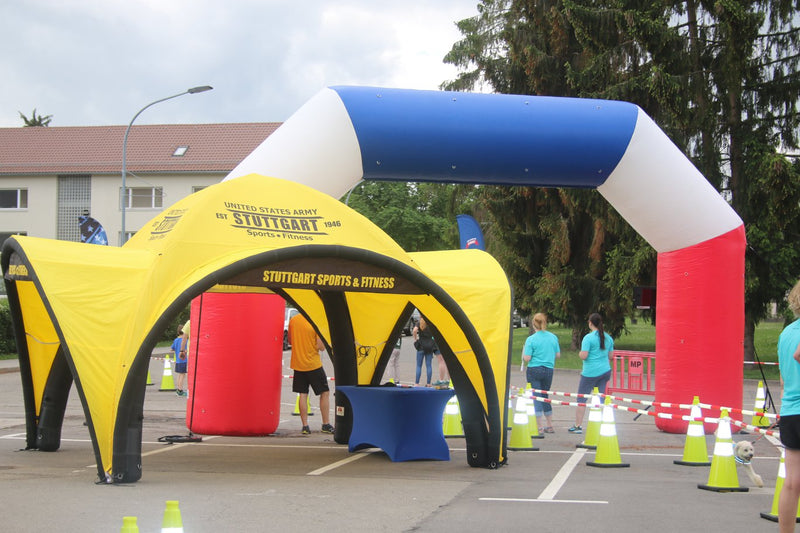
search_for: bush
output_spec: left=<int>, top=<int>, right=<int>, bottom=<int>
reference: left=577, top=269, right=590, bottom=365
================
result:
left=157, top=305, right=191, bottom=345
left=0, top=302, right=16, bottom=354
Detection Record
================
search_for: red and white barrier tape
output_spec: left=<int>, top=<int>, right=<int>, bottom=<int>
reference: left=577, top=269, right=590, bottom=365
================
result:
left=515, top=385, right=778, bottom=420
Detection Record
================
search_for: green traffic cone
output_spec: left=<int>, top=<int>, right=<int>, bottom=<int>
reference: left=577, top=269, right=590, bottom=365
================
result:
left=158, top=358, right=175, bottom=391
left=120, top=516, right=139, bottom=533
left=674, top=396, right=711, bottom=466
left=507, top=395, right=538, bottom=451
left=161, top=500, right=184, bottom=533
left=698, top=410, right=747, bottom=492
left=577, top=387, right=602, bottom=449
left=443, top=395, right=464, bottom=437
left=586, top=395, right=629, bottom=468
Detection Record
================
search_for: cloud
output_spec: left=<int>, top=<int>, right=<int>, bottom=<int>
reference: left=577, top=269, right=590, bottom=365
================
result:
left=0, top=0, right=477, bottom=127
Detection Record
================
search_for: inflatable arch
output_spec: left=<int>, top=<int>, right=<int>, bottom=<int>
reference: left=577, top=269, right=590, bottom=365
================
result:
left=2, top=174, right=513, bottom=483
left=228, top=86, right=745, bottom=432
left=2, top=86, right=745, bottom=484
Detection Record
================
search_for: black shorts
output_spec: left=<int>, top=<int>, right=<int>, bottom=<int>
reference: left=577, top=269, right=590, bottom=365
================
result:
left=780, top=414, right=800, bottom=450
left=577, top=370, right=611, bottom=396
left=292, top=367, right=330, bottom=396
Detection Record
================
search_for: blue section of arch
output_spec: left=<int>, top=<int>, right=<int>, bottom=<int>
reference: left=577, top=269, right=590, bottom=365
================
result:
left=331, top=86, right=640, bottom=189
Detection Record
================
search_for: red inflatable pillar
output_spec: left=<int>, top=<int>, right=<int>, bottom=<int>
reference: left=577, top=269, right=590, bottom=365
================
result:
left=654, top=225, right=745, bottom=433
left=186, top=292, right=284, bottom=435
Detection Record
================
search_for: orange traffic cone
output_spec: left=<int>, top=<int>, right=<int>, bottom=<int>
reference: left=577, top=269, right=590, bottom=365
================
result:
left=760, top=448, right=800, bottom=522
left=161, top=500, right=184, bottom=533
left=674, top=396, right=711, bottom=466
left=158, top=358, right=175, bottom=391
left=697, top=409, right=747, bottom=492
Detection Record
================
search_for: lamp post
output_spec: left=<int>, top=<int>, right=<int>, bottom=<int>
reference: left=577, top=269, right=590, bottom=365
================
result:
left=121, top=85, right=213, bottom=245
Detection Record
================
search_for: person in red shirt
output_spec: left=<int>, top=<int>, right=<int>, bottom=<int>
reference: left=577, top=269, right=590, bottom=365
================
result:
left=289, top=313, right=334, bottom=435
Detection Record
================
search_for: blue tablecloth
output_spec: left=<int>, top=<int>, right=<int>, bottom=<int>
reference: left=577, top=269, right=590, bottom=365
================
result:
left=336, top=386, right=455, bottom=461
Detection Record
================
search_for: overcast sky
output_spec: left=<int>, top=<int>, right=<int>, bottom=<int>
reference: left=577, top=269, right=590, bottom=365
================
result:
left=0, top=0, right=479, bottom=127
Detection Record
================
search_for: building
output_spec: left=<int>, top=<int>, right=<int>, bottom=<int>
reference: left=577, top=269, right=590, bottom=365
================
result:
left=0, top=123, right=279, bottom=246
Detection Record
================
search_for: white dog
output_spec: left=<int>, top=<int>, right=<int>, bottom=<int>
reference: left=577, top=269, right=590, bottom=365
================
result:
left=734, top=440, right=764, bottom=487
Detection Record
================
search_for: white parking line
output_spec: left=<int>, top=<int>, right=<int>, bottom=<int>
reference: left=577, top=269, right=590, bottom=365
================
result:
left=307, top=450, right=377, bottom=476
left=480, top=448, right=608, bottom=505
left=538, top=447, right=588, bottom=500
left=480, top=497, right=608, bottom=504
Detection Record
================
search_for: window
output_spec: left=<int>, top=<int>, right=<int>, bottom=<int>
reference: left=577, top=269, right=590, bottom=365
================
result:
left=173, top=146, right=189, bottom=157
left=123, top=187, right=163, bottom=209
left=0, top=189, right=28, bottom=209
left=192, top=186, right=207, bottom=194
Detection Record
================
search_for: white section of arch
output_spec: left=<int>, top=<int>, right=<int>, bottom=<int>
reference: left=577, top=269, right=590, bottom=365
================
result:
left=225, top=88, right=363, bottom=198
left=597, top=108, right=742, bottom=253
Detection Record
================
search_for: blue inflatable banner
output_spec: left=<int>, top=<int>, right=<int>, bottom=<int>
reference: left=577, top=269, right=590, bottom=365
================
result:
left=456, top=214, right=485, bottom=250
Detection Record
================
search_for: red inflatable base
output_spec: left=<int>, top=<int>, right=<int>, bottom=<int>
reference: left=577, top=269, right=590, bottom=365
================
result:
left=186, top=292, right=284, bottom=436
left=654, top=225, right=745, bottom=434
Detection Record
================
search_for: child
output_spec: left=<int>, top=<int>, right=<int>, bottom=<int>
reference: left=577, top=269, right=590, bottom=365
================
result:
left=172, top=326, right=188, bottom=397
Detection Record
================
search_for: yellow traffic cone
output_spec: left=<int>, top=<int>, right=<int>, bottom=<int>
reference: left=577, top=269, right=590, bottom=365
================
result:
left=292, top=393, right=314, bottom=416
left=752, top=380, right=770, bottom=427
left=120, top=516, right=139, bottom=533
left=507, top=395, right=539, bottom=451
left=526, top=390, right=544, bottom=439
left=586, top=395, right=629, bottom=468
left=507, top=395, right=514, bottom=430
left=158, top=358, right=175, bottom=391
left=577, top=388, right=602, bottom=450
left=146, top=368, right=154, bottom=386
left=761, top=448, right=800, bottom=522
left=674, top=396, right=711, bottom=466
left=443, top=395, right=464, bottom=437
left=697, top=409, right=747, bottom=492
left=161, top=500, right=184, bottom=533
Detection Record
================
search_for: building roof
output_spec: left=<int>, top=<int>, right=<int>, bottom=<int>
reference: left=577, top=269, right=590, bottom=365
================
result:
left=0, top=123, right=280, bottom=175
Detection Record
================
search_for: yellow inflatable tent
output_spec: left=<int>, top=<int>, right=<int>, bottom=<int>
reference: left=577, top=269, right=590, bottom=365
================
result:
left=2, top=174, right=512, bottom=483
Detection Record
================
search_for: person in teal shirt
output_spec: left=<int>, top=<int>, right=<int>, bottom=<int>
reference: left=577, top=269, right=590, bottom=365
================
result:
left=522, top=312, right=560, bottom=433
left=778, top=280, right=800, bottom=530
left=569, top=313, right=614, bottom=434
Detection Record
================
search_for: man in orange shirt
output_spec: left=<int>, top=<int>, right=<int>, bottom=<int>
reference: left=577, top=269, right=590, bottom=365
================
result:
left=289, top=313, right=334, bottom=435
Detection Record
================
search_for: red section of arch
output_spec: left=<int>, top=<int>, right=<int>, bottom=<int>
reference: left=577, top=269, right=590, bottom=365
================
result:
left=654, top=225, right=746, bottom=433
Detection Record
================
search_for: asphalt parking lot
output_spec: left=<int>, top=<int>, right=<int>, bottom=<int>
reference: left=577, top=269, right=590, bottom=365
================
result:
left=0, top=340, right=785, bottom=532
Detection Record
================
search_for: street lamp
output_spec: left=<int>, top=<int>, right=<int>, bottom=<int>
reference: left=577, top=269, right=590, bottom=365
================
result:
left=121, top=85, right=213, bottom=245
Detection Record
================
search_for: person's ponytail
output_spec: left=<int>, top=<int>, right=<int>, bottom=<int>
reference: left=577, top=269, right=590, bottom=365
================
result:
left=589, top=313, right=605, bottom=349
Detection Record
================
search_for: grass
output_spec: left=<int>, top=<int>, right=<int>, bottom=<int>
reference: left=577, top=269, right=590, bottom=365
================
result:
left=512, top=317, right=783, bottom=381
left=1, top=317, right=786, bottom=380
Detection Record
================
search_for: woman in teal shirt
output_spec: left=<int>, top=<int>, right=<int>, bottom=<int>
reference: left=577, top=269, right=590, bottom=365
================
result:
left=778, top=280, right=800, bottom=529
left=569, top=313, right=614, bottom=434
left=522, top=313, right=561, bottom=433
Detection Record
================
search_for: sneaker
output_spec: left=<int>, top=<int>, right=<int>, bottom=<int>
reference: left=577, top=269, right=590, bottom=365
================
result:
left=301, top=426, right=311, bottom=435
left=176, top=389, right=183, bottom=396
left=568, top=425, right=583, bottom=434
left=321, top=424, right=335, bottom=434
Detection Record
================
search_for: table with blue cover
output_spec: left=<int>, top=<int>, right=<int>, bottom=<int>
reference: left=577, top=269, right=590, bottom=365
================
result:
left=336, top=385, right=456, bottom=461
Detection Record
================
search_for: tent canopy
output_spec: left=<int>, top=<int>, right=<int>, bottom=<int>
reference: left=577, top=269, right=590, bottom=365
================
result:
left=2, top=174, right=512, bottom=482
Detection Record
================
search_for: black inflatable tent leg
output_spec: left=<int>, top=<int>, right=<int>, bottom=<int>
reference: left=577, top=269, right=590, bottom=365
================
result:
left=36, top=352, right=73, bottom=451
